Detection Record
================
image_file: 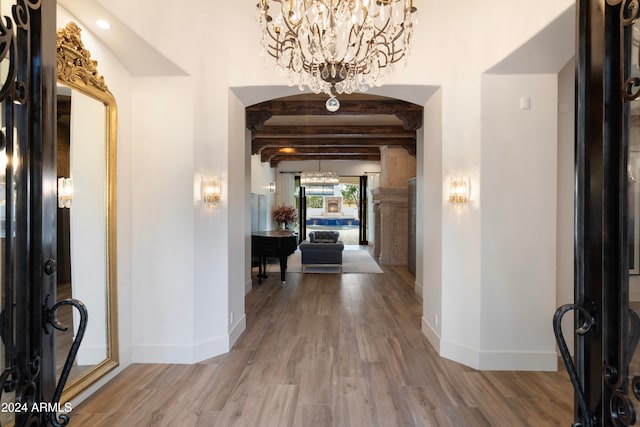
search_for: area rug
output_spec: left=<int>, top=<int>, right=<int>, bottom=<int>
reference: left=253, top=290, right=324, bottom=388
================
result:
left=286, top=247, right=383, bottom=274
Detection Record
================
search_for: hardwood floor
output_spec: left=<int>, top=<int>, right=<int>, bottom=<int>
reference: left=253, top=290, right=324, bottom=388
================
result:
left=72, top=264, right=574, bottom=426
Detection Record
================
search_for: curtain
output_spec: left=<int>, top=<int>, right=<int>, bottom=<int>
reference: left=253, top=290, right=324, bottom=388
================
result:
left=276, top=173, right=295, bottom=207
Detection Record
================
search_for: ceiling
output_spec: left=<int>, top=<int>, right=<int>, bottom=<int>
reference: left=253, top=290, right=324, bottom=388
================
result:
left=247, top=93, right=423, bottom=167
left=57, top=2, right=424, bottom=165
left=58, top=0, right=186, bottom=76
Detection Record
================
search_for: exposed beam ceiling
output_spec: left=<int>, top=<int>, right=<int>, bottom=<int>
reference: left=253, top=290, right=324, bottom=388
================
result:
left=246, top=93, right=423, bottom=166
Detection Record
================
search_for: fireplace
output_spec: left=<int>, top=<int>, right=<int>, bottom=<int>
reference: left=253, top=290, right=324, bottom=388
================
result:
left=324, top=197, right=342, bottom=214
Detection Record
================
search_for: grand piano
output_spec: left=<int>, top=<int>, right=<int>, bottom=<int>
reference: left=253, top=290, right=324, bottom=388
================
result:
left=251, top=230, right=297, bottom=283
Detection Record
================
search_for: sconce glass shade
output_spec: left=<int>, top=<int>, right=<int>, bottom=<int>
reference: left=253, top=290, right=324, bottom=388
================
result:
left=449, top=177, right=469, bottom=205
left=58, top=177, right=73, bottom=208
left=201, top=176, right=221, bottom=208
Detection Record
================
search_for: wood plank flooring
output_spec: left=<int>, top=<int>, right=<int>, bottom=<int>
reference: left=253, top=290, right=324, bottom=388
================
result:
left=72, top=263, right=574, bottom=426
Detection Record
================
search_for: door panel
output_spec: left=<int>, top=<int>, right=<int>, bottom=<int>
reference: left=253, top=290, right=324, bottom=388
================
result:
left=556, top=1, right=640, bottom=425
left=0, top=2, right=81, bottom=426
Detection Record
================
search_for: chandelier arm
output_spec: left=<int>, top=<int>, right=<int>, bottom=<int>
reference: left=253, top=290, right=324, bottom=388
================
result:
left=290, top=25, right=315, bottom=75
left=264, top=25, right=285, bottom=45
left=374, top=42, right=404, bottom=68
left=372, top=18, right=393, bottom=41
left=280, top=4, right=304, bottom=34
left=391, top=31, right=406, bottom=46
left=372, top=25, right=409, bottom=64
left=347, top=23, right=369, bottom=62
left=281, top=43, right=298, bottom=68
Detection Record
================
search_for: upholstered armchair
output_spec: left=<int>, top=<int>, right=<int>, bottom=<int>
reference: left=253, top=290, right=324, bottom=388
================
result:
left=299, top=231, right=344, bottom=271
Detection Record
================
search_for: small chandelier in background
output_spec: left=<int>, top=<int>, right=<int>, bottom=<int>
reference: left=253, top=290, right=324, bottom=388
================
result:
left=300, top=160, right=339, bottom=186
left=300, top=171, right=339, bottom=186
left=301, top=171, right=339, bottom=196
left=257, top=0, right=418, bottom=111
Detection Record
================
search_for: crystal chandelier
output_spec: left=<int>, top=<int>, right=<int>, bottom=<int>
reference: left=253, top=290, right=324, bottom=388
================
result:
left=257, top=0, right=417, bottom=110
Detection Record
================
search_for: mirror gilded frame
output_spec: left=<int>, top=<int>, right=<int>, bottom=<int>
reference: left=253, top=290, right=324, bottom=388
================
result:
left=56, top=21, right=118, bottom=401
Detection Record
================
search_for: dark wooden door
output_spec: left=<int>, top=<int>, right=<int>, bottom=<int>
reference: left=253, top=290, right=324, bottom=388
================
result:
left=359, top=175, right=368, bottom=245
left=555, top=1, right=640, bottom=425
left=0, top=1, right=83, bottom=426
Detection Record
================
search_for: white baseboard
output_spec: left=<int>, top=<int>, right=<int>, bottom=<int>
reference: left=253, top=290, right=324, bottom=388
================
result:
left=245, top=278, right=253, bottom=295
left=438, top=338, right=558, bottom=371
left=440, top=338, right=479, bottom=369
left=229, top=314, right=247, bottom=348
left=414, top=280, right=423, bottom=299
left=421, top=316, right=440, bottom=353
left=192, top=335, right=231, bottom=363
left=132, top=331, right=240, bottom=364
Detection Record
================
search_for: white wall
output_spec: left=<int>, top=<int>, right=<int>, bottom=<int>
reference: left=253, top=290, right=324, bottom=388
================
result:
left=480, top=74, right=559, bottom=370
left=130, top=76, right=196, bottom=362
left=225, top=91, right=249, bottom=347
left=71, top=0, right=576, bottom=373
left=251, top=155, right=277, bottom=195
left=421, top=90, right=443, bottom=348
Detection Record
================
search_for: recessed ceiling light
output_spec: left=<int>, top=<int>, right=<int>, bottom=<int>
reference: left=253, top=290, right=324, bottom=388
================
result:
left=96, top=19, right=111, bottom=30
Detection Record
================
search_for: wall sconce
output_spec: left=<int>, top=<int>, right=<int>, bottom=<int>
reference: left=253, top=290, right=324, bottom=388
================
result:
left=201, top=176, right=221, bottom=208
left=269, top=181, right=276, bottom=193
left=58, top=177, right=73, bottom=208
left=449, top=176, right=469, bottom=205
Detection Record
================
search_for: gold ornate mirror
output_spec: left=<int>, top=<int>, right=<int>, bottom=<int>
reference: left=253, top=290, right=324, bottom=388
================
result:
left=55, top=21, right=118, bottom=402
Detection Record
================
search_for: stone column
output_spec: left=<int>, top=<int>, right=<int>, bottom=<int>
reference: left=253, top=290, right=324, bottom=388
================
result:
left=372, top=187, right=409, bottom=265
left=372, top=146, right=416, bottom=265
left=373, top=202, right=381, bottom=259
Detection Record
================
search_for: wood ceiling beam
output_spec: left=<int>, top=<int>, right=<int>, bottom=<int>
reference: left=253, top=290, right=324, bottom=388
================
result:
left=253, top=125, right=413, bottom=137
left=251, top=137, right=416, bottom=154
left=269, top=153, right=381, bottom=167
left=247, top=99, right=421, bottom=115
left=261, top=146, right=380, bottom=162
left=247, top=101, right=423, bottom=131
left=246, top=96, right=421, bottom=166
left=246, top=97, right=423, bottom=116
left=247, top=99, right=423, bottom=128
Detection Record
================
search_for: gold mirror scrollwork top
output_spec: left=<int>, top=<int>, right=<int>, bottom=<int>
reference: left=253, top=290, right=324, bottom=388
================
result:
left=56, top=21, right=118, bottom=403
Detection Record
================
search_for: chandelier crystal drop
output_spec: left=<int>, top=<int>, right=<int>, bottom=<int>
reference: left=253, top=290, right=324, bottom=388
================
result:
left=257, top=0, right=417, bottom=109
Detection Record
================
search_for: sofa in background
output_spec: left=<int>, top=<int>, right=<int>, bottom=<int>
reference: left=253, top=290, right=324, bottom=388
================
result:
left=308, top=230, right=339, bottom=243
left=299, top=231, right=344, bottom=271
